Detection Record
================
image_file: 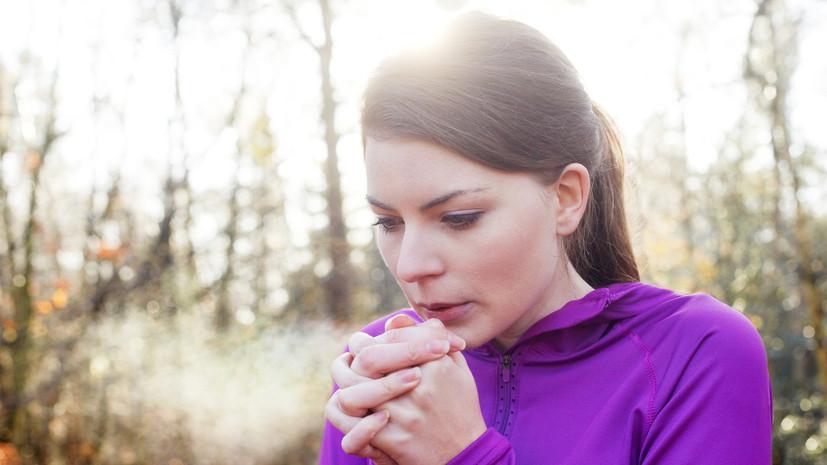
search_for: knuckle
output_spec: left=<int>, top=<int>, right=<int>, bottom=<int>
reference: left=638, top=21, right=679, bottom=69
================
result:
left=332, top=361, right=361, bottom=389
left=336, top=391, right=358, bottom=415
left=342, top=441, right=372, bottom=457
left=343, top=371, right=362, bottom=389
left=326, top=392, right=344, bottom=418
left=340, top=437, right=359, bottom=455
left=325, top=398, right=339, bottom=420
left=348, top=332, right=374, bottom=354
left=330, top=352, right=353, bottom=374
left=384, top=328, right=401, bottom=343
left=352, top=349, right=378, bottom=375
left=379, top=375, right=396, bottom=397
left=406, top=341, right=419, bottom=362
left=335, top=372, right=356, bottom=390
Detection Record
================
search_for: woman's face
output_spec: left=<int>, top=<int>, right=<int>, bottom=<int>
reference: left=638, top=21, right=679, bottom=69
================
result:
left=365, top=137, right=584, bottom=350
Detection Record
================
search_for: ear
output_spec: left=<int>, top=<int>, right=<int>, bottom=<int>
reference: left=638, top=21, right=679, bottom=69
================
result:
left=550, top=163, right=590, bottom=236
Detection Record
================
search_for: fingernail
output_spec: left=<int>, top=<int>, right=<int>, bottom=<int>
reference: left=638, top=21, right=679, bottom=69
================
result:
left=428, top=340, right=450, bottom=355
left=376, top=409, right=390, bottom=423
left=450, top=334, right=466, bottom=351
left=398, top=367, right=421, bottom=384
left=384, top=314, right=405, bottom=331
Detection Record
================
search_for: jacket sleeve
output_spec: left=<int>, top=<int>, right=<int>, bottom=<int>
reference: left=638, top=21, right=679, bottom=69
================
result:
left=445, top=428, right=516, bottom=465
left=640, top=303, right=773, bottom=464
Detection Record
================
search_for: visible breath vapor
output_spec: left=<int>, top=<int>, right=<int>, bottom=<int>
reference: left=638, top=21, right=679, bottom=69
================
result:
left=70, top=309, right=347, bottom=464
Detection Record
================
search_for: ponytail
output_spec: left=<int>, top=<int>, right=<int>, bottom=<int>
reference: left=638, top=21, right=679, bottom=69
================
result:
left=565, top=104, right=640, bottom=288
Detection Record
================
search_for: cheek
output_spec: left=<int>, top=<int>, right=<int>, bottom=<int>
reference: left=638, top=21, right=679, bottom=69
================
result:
left=376, top=235, right=401, bottom=274
left=476, top=237, right=545, bottom=281
left=472, top=218, right=558, bottom=285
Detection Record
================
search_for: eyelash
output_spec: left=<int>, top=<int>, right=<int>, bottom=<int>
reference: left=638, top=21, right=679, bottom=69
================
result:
left=442, top=211, right=483, bottom=231
left=372, top=212, right=483, bottom=234
left=373, top=217, right=401, bottom=234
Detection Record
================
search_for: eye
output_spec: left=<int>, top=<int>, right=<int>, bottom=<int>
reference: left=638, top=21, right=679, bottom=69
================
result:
left=442, top=211, right=483, bottom=231
left=373, top=217, right=403, bottom=234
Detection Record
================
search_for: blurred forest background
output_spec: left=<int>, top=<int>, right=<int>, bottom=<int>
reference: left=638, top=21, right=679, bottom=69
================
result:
left=0, top=0, right=825, bottom=463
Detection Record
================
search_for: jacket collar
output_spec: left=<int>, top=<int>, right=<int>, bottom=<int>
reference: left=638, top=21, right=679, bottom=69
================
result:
left=475, top=282, right=646, bottom=355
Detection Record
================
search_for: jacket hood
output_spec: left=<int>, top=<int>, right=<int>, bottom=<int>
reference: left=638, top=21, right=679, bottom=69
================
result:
left=476, top=282, right=652, bottom=355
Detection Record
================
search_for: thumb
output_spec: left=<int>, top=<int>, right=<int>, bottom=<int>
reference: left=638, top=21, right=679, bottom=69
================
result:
left=371, top=454, right=399, bottom=465
left=384, top=313, right=416, bottom=332
left=447, top=349, right=471, bottom=371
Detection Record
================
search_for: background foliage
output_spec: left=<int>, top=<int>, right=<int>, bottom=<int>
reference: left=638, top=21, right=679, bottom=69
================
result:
left=0, top=0, right=825, bottom=463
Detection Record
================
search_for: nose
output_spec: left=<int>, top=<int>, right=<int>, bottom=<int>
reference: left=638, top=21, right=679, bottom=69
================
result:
left=395, top=228, right=445, bottom=283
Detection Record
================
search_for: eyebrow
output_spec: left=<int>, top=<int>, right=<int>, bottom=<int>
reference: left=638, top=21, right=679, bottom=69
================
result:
left=366, top=188, right=488, bottom=213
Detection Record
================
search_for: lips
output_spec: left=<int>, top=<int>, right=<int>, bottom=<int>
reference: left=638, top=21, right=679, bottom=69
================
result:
left=421, top=302, right=463, bottom=311
left=418, top=301, right=472, bottom=322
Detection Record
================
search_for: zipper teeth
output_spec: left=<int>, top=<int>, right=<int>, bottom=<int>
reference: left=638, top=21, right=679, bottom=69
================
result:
left=497, top=353, right=514, bottom=436
left=501, top=354, right=512, bottom=382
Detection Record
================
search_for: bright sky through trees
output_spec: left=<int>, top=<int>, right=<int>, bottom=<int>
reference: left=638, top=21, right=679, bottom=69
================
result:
left=2, top=0, right=825, bottom=222
left=2, top=0, right=825, bottom=215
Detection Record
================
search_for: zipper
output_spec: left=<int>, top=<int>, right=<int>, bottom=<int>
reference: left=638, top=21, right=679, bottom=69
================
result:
left=501, top=353, right=512, bottom=383
left=495, top=352, right=515, bottom=437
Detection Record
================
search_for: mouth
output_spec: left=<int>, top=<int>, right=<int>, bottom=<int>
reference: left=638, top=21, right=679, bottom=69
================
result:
left=418, top=301, right=471, bottom=321
left=421, top=301, right=462, bottom=311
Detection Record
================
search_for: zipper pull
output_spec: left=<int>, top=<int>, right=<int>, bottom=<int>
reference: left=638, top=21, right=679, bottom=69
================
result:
left=501, top=354, right=512, bottom=383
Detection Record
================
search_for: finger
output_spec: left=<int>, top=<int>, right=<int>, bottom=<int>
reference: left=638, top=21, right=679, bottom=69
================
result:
left=447, top=349, right=471, bottom=370
left=351, top=338, right=451, bottom=378
left=326, top=399, right=393, bottom=465
left=325, top=390, right=361, bottom=433
left=348, top=331, right=378, bottom=356
left=341, top=410, right=391, bottom=458
left=326, top=399, right=396, bottom=463
left=365, top=451, right=398, bottom=465
left=331, top=352, right=371, bottom=389
left=379, top=319, right=466, bottom=352
left=422, top=318, right=467, bottom=351
left=385, top=314, right=416, bottom=332
left=335, top=367, right=422, bottom=417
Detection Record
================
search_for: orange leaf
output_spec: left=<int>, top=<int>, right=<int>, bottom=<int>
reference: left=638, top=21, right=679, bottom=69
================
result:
left=0, top=442, right=23, bottom=465
left=35, top=300, right=54, bottom=314
left=52, top=288, right=68, bottom=309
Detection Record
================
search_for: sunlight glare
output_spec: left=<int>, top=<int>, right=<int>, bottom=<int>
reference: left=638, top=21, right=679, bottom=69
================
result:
left=363, top=3, right=453, bottom=62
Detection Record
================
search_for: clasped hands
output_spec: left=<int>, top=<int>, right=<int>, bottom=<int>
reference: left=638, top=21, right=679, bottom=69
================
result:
left=325, top=315, right=487, bottom=465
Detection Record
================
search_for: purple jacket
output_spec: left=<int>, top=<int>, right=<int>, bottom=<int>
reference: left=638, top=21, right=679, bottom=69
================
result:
left=320, top=283, right=773, bottom=464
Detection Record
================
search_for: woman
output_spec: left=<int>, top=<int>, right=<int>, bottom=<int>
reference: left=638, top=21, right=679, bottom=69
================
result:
left=321, top=12, right=772, bottom=465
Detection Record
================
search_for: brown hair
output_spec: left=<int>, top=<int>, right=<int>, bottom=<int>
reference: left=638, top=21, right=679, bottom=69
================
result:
left=362, top=12, right=639, bottom=288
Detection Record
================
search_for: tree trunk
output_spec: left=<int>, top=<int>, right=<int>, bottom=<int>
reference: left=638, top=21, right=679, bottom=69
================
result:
left=317, top=0, right=352, bottom=322
left=747, top=0, right=827, bottom=393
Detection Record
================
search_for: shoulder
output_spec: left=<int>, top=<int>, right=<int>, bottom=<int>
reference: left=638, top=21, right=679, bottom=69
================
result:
left=612, top=283, right=762, bottom=344
left=610, top=284, right=767, bottom=376
left=617, top=286, right=773, bottom=460
left=614, top=283, right=768, bottom=383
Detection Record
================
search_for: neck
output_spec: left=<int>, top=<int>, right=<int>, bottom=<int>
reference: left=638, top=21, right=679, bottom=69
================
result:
left=493, top=260, right=594, bottom=351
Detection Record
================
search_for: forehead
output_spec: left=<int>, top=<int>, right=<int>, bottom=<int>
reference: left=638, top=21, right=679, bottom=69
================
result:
left=365, top=138, right=497, bottom=187
left=364, top=137, right=544, bottom=208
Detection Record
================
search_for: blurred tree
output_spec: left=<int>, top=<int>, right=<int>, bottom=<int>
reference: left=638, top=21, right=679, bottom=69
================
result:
left=745, top=0, right=827, bottom=395
left=0, top=43, right=64, bottom=456
left=743, top=0, right=827, bottom=461
left=285, top=0, right=353, bottom=323
left=632, top=0, right=826, bottom=461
